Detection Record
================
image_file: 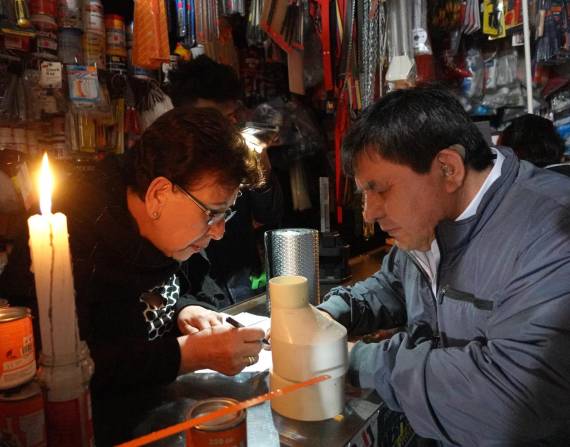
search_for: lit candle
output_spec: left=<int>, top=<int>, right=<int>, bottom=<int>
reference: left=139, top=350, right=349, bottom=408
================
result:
left=28, top=153, right=79, bottom=359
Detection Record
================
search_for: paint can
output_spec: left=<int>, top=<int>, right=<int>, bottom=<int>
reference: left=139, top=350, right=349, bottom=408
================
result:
left=105, top=14, right=126, bottom=57
left=58, top=28, right=83, bottom=65
left=0, top=381, right=47, bottom=447
left=187, top=397, right=247, bottom=447
left=29, top=0, right=57, bottom=17
left=82, top=0, right=104, bottom=36
left=31, top=14, right=59, bottom=58
left=0, top=307, right=36, bottom=391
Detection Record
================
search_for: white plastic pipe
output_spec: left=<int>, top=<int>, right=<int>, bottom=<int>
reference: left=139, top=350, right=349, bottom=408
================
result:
left=522, top=0, right=533, bottom=113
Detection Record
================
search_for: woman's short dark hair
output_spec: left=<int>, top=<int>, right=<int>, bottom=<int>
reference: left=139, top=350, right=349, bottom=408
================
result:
left=168, top=55, right=241, bottom=107
left=124, top=106, right=261, bottom=198
left=342, top=86, right=494, bottom=175
left=500, top=114, right=565, bottom=167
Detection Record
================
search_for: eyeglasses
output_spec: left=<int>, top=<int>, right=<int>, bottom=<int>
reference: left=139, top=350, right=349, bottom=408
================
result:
left=173, top=183, right=238, bottom=226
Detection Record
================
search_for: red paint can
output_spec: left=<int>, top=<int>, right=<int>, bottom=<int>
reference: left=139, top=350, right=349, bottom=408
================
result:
left=0, top=381, right=47, bottom=447
left=45, top=389, right=94, bottom=447
left=186, top=398, right=247, bottom=447
left=29, top=0, right=57, bottom=17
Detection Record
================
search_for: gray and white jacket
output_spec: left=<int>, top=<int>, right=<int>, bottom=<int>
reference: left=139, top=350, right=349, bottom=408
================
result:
left=319, top=147, right=570, bottom=446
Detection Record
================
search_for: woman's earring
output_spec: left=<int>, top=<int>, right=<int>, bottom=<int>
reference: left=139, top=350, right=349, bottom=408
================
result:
left=152, top=211, right=160, bottom=220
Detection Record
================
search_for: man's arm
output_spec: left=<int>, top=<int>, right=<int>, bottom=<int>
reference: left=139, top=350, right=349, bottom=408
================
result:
left=350, top=230, right=570, bottom=445
left=317, top=247, right=407, bottom=335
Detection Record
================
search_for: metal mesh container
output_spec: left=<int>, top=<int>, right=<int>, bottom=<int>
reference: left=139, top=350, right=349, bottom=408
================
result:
left=264, top=229, right=320, bottom=310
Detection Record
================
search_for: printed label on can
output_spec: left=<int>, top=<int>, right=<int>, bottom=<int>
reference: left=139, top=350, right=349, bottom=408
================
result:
left=0, top=382, right=47, bottom=447
left=186, top=398, right=246, bottom=447
left=188, top=423, right=246, bottom=447
left=0, top=310, right=36, bottom=390
left=36, top=31, right=58, bottom=52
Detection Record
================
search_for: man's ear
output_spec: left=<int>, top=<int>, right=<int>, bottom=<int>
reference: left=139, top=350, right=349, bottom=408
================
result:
left=144, top=177, right=172, bottom=220
left=435, top=147, right=466, bottom=192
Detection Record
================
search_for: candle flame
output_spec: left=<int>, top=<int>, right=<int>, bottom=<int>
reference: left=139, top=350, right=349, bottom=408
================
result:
left=39, top=153, right=53, bottom=216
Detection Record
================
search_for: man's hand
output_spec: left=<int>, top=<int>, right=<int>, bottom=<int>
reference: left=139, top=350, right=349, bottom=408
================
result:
left=178, top=325, right=266, bottom=375
left=177, top=306, right=224, bottom=334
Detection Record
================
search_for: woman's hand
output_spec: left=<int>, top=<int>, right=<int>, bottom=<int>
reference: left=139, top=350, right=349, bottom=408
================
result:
left=177, top=325, right=266, bottom=375
left=177, top=306, right=224, bottom=334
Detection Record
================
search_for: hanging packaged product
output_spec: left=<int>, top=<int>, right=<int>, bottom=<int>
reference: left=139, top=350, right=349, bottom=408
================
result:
left=82, top=32, right=105, bottom=69
left=58, top=28, right=84, bottom=64
left=132, top=0, right=170, bottom=69
left=57, top=0, right=82, bottom=29
left=67, top=65, right=100, bottom=108
left=106, top=55, right=127, bottom=74
left=105, top=14, right=126, bottom=57
left=126, top=22, right=155, bottom=79
left=39, top=61, right=63, bottom=89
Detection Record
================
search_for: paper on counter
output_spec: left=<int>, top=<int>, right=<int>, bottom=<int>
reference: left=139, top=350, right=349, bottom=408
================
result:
left=194, top=312, right=272, bottom=374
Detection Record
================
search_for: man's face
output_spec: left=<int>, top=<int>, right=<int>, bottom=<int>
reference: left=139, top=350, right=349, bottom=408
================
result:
left=354, top=150, right=449, bottom=252
left=193, top=98, right=241, bottom=125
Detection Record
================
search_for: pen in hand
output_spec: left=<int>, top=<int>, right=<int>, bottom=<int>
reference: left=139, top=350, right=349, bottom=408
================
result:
left=226, top=316, right=270, bottom=345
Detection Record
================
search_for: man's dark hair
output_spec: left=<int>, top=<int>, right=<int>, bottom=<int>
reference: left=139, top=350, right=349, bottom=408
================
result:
left=168, top=55, right=241, bottom=106
left=500, top=114, right=565, bottom=168
left=342, top=86, right=494, bottom=175
left=124, top=106, right=261, bottom=198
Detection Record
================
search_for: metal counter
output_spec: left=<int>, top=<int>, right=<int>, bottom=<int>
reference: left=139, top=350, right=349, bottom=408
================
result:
left=93, top=369, right=385, bottom=446
left=92, top=246, right=402, bottom=446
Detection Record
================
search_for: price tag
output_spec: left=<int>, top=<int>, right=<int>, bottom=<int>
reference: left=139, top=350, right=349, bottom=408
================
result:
left=40, top=62, right=63, bottom=88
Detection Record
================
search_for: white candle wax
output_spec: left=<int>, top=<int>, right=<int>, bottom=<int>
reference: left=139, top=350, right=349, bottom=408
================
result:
left=27, top=154, right=79, bottom=360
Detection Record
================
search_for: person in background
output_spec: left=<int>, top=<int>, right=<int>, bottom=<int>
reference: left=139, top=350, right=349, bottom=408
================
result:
left=168, top=55, right=283, bottom=305
left=500, top=113, right=570, bottom=176
left=0, top=107, right=265, bottom=394
left=317, top=87, right=570, bottom=445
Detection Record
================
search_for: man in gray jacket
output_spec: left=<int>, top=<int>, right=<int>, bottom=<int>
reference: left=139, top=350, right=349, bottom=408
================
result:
left=318, top=87, right=570, bottom=446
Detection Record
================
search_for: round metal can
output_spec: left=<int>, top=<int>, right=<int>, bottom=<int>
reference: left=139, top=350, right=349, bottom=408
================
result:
left=29, top=0, right=57, bottom=17
left=187, top=398, right=247, bottom=447
left=0, top=381, right=47, bottom=447
left=104, top=14, right=126, bottom=57
left=0, top=307, right=36, bottom=390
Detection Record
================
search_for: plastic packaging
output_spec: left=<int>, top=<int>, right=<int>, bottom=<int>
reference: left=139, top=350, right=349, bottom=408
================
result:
left=269, top=275, right=347, bottom=421
left=132, top=0, right=170, bottom=70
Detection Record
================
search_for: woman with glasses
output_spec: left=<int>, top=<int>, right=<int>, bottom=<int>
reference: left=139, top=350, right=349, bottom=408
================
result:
left=0, top=107, right=266, bottom=396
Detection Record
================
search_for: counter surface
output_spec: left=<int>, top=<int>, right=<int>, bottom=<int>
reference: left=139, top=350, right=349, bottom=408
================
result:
left=93, top=247, right=391, bottom=446
left=93, top=370, right=384, bottom=446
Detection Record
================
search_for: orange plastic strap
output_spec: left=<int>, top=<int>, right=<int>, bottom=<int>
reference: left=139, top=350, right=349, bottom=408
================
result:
left=117, top=374, right=331, bottom=447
